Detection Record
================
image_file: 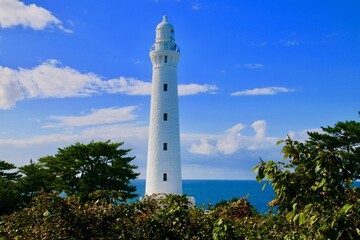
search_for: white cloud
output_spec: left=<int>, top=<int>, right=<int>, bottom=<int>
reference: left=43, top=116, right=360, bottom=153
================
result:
left=43, top=106, right=138, bottom=128
left=281, top=40, right=299, bottom=46
left=192, top=1, right=200, bottom=10
left=0, top=60, right=103, bottom=109
left=259, top=42, right=267, bottom=46
left=216, top=124, right=246, bottom=154
left=231, top=87, right=294, bottom=96
left=0, top=0, right=71, bottom=32
left=105, top=77, right=152, bottom=95
left=252, top=120, right=266, bottom=139
left=0, top=123, right=149, bottom=169
left=0, top=117, right=148, bottom=149
left=236, top=64, right=264, bottom=69
left=287, top=128, right=323, bottom=142
left=0, top=60, right=218, bottom=109
left=0, top=66, right=25, bottom=109
left=189, top=138, right=217, bottom=155
left=178, top=83, right=217, bottom=96
left=105, top=80, right=218, bottom=96
left=0, top=110, right=315, bottom=179
left=188, top=120, right=279, bottom=155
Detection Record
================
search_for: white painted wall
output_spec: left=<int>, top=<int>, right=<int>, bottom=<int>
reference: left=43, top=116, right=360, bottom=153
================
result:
left=146, top=16, right=182, bottom=195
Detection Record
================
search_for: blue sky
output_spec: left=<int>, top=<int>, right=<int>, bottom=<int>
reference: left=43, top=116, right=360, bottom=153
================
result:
left=0, top=0, right=359, bottom=179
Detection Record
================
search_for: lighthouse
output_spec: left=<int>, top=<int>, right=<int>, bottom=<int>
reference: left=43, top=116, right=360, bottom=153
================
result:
left=145, top=16, right=182, bottom=195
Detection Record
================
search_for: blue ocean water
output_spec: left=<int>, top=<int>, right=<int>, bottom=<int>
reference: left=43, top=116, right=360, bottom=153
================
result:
left=132, top=179, right=275, bottom=213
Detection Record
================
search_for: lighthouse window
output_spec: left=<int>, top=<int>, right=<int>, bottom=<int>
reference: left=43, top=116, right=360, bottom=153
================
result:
left=164, top=56, right=168, bottom=63
left=163, top=113, right=168, bottom=121
left=163, top=83, right=168, bottom=91
left=163, top=173, right=167, bottom=181
left=163, top=143, right=168, bottom=151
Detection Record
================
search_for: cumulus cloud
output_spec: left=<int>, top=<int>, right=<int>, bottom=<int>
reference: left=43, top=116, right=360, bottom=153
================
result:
left=189, top=120, right=279, bottom=155
left=0, top=60, right=102, bottom=109
left=0, top=0, right=71, bottom=32
left=0, top=60, right=218, bottom=109
left=189, top=138, right=217, bottom=155
left=178, top=84, right=217, bottom=96
left=216, top=124, right=246, bottom=154
left=231, top=87, right=295, bottom=96
left=43, top=106, right=138, bottom=128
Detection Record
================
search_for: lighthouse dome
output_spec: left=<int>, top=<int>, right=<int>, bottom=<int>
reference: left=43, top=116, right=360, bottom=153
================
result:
left=151, top=15, right=180, bottom=52
left=156, top=15, right=174, bottom=30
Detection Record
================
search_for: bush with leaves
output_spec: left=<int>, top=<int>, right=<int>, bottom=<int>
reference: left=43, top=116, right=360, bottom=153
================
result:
left=0, top=192, right=307, bottom=239
left=112, top=194, right=214, bottom=239
left=254, top=119, right=360, bottom=239
left=211, top=197, right=301, bottom=239
left=0, top=193, right=76, bottom=239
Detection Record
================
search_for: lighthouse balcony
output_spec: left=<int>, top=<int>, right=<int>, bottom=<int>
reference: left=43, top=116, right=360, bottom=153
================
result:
left=150, top=44, right=180, bottom=52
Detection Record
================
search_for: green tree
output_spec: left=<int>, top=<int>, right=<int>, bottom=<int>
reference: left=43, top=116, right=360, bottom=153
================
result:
left=254, top=119, right=360, bottom=239
left=0, top=160, right=19, bottom=181
left=0, top=160, right=22, bottom=215
left=18, top=160, right=55, bottom=203
left=39, top=140, right=139, bottom=201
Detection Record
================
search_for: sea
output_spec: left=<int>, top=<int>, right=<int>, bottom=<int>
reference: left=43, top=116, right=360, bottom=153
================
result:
left=131, top=179, right=275, bottom=213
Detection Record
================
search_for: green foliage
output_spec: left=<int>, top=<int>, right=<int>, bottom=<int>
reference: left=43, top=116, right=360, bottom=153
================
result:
left=212, top=197, right=256, bottom=219
left=0, top=160, right=19, bottom=181
left=0, top=140, right=138, bottom=216
left=254, top=119, right=360, bottom=239
left=0, top=160, right=22, bottom=215
left=122, top=194, right=212, bottom=239
left=0, top=178, right=22, bottom=216
left=0, top=193, right=301, bottom=239
left=1, top=119, right=359, bottom=238
left=17, top=160, right=55, bottom=204
left=0, top=193, right=76, bottom=239
left=39, top=140, right=139, bottom=201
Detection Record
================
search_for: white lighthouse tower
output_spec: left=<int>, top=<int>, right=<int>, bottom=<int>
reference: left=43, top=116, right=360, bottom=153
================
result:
left=145, top=15, right=182, bottom=195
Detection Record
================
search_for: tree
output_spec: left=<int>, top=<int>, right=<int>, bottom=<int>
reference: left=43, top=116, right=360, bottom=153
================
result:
left=18, top=160, right=55, bottom=203
left=0, top=160, right=22, bottom=215
left=38, top=140, right=139, bottom=201
left=0, top=160, right=19, bottom=181
left=254, top=119, right=360, bottom=239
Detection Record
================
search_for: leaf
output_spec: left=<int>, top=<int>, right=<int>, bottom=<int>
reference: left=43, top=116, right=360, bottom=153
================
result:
left=293, top=213, right=299, bottom=223
left=319, top=178, right=326, bottom=188
left=285, top=211, right=293, bottom=219
left=298, top=213, right=306, bottom=226
left=292, top=203, right=297, bottom=211
left=339, top=204, right=353, bottom=216
left=261, top=181, right=268, bottom=191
